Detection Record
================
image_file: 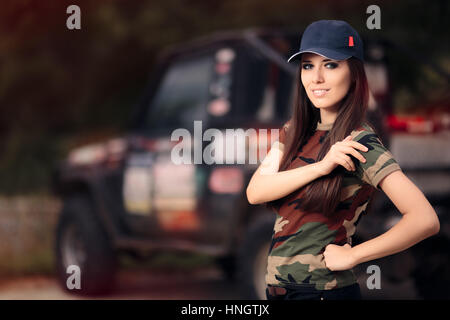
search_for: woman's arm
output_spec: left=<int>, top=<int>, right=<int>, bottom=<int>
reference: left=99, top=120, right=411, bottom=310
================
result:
left=323, top=170, right=440, bottom=270
left=351, top=170, right=440, bottom=263
left=246, top=141, right=325, bottom=204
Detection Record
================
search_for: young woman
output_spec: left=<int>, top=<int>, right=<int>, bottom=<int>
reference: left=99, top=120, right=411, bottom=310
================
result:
left=246, top=20, right=440, bottom=300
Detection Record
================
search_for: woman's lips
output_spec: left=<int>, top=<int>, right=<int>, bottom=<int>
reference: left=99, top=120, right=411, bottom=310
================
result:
left=312, top=89, right=330, bottom=98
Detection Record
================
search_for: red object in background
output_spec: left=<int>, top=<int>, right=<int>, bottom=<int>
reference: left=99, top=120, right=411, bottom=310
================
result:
left=215, top=62, right=231, bottom=74
left=387, top=114, right=435, bottom=133
left=387, top=98, right=450, bottom=133
left=209, top=167, right=244, bottom=194
left=157, top=210, right=200, bottom=231
left=348, top=36, right=354, bottom=47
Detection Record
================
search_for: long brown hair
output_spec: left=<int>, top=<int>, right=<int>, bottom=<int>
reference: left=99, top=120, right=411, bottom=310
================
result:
left=267, top=57, right=369, bottom=215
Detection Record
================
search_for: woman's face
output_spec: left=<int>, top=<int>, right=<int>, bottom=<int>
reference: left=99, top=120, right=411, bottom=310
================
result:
left=300, top=53, right=351, bottom=112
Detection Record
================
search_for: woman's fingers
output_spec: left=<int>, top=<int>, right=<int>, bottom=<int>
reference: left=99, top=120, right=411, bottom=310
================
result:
left=347, top=141, right=369, bottom=152
left=338, top=136, right=368, bottom=153
left=336, top=154, right=355, bottom=171
left=343, top=154, right=355, bottom=171
left=326, top=136, right=369, bottom=172
left=336, top=145, right=366, bottom=163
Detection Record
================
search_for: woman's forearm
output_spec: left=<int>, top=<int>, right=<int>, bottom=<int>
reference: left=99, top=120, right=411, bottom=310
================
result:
left=350, top=171, right=440, bottom=265
left=350, top=209, right=440, bottom=265
left=246, top=162, right=325, bottom=204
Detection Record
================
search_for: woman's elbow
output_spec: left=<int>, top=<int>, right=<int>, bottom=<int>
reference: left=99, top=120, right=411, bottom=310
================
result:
left=246, top=187, right=257, bottom=205
left=246, top=185, right=262, bottom=205
left=428, top=215, right=440, bottom=236
left=423, top=210, right=440, bottom=236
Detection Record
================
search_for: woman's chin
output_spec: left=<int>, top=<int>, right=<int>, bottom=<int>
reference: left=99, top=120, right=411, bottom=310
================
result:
left=311, top=100, right=341, bottom=111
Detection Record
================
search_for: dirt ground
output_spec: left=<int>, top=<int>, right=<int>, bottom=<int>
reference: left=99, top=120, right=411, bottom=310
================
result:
left=0, top=267, right=241, bottom=300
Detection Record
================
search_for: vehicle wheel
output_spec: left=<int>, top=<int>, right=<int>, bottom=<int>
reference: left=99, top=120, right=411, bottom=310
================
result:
left=55, top=195, right=117, bottom=295
left=412, top=237, right=450, bottom=299
left=216, top=255, right=236, bottom=281
left=237, top=216, right=274, bottom=300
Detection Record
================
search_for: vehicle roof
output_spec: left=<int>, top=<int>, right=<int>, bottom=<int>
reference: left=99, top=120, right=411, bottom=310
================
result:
left=156, top=27, right=301, bottom=60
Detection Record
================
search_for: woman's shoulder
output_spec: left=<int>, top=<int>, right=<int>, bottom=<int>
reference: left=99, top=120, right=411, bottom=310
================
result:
left=349, top=122, right=401, bottom=189
left=350, top=121, right=379, bottom=142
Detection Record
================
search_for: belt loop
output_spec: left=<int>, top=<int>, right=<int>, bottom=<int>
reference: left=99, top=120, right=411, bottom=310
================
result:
left=267, top=285, right=287, bottom=296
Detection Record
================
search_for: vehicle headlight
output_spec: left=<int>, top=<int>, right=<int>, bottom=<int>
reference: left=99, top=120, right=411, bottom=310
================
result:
left=68, top=144, right=107, bottom=166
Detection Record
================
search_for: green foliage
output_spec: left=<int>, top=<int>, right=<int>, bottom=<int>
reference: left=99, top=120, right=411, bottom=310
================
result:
left=0, top=130, right=63, bottom=194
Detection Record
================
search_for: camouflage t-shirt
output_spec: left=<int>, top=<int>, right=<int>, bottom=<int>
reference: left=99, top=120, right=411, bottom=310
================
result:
left=266, top=120, right=402, bottom=290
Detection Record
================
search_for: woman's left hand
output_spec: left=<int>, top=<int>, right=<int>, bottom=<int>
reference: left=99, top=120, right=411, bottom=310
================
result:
left=323, top=243, right=357, bottom=271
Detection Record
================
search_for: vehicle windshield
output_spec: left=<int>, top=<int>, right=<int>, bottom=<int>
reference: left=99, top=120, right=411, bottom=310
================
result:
left=145, top=54, right=214, bottom=133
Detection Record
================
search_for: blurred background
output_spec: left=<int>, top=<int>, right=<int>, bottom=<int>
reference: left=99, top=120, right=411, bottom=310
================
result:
left=0, top=0, right=448, bottom=299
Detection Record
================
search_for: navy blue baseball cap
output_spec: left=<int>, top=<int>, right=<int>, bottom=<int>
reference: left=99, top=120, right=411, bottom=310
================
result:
left=287, top=20, right=364, bottom=62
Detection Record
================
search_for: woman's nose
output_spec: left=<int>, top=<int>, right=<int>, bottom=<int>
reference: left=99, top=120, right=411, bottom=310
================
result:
left=312, top=66, right=324, bottom=83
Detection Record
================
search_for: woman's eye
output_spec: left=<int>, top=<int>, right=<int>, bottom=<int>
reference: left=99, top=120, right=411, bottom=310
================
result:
left=325, top=62, right=338, bottom=69
left=302, top=64, right=313, bottom=70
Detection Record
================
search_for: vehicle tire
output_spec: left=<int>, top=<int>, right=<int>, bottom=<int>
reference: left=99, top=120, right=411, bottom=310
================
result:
left=412, top=236, right=450, bottom=299
left=55, top=195, right=117, bottom=295
left=237, top=216, right=274, bottom=300
left=216, top=255, right=236, bottom=281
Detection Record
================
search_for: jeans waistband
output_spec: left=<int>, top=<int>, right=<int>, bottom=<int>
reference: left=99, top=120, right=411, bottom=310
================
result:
left=268, top=282, right=359, bottom=293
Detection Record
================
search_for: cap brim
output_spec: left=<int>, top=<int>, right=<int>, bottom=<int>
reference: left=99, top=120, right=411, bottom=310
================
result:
left=287, top=48, right=351, bottom=63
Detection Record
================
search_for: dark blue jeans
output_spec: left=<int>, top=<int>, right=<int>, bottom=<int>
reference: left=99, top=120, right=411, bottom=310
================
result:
left=266, top=283, right=362, bottom=300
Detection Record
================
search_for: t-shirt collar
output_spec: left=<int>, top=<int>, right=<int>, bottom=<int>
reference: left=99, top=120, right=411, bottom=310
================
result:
left=316, top=120, right=334, bottom=131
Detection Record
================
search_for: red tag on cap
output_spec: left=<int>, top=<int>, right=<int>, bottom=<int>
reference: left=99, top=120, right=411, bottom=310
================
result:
left=348, top=36, right=354, bottom=47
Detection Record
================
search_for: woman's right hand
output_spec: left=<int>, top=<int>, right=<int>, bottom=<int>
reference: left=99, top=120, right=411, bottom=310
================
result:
left=318, top=135, right=368, bottom=176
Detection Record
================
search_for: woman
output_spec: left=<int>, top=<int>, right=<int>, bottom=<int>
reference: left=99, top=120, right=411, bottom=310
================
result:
left=246, top=20, right=440, bottom=300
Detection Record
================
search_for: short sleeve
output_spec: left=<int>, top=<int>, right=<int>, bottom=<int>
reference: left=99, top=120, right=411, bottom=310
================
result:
left=352, top=128, right=402, bottom=190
